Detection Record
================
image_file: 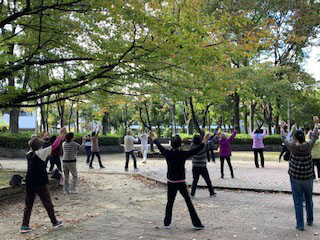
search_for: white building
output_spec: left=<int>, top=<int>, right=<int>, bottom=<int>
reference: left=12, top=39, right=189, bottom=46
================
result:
left=1, top=109, right=37, bottom=131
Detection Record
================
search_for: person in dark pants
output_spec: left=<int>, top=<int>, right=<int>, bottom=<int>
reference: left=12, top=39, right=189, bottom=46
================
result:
left=48, top=136, right=62, bottom=172
left=217, top=129, right=237, bottom=178
left=20, top=128, right=66, bottom=234
left=124, top=131, right=139, bottom=171
left=191, top=135, right=216, bottom=197
left=251, top=128, right=267, bottom=168
left=281, top=117, right=319, bottom=231
left=150, top=131, right=210, bottom=230
left=89, top=129, right=105, bottom=169
left=84, top=135, right=91, bottom=164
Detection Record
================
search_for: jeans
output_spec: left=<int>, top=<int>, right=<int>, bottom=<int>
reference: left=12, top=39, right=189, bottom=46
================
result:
left=63, top=162, right=78, bottom=194
left=125, top=150, right=137, bottom=169
left=22, top=186, right=58, bottom=226
left=290, top=176, right=313, bottom=229
left=90, top=152, right=104, bottom=167
left=191, top=167, right=215, bottom=196
left=220, top=157, right=234, bottom=177
left=206, top=149, right=215, bottom=162
left=164, top=182, right=202, bottom=227
left=253, top=148, right=264, bottom=168
left=85, top=146, right=91, bottom=163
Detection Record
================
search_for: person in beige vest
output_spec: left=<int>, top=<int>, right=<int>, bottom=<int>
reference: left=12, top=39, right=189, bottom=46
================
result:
left=124, top=130, right=139, bottom=171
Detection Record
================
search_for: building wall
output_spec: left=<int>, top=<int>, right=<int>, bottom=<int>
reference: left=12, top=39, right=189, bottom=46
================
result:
left=2, top=111, right=37, bottom=130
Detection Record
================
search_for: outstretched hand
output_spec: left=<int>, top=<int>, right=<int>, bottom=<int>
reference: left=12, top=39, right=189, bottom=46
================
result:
left=313, top=116, right=319, bottom=125
left=149, top=131, right=155, bottom=141
left=280, top=121, right=287, bottom=130
left=60, top=127, right=67, bottom=136
left=202, top=132, right=210, bottom=144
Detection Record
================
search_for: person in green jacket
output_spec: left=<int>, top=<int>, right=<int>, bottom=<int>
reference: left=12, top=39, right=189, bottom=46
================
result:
left=307, top=129, right=320, bottom=181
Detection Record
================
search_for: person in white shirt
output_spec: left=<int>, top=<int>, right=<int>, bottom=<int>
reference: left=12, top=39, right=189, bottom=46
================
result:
left=124, top=131, right=139, bottom=171
left=139, top=134, right=148, bottom=164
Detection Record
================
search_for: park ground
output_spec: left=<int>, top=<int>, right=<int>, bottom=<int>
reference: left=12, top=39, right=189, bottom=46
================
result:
left=0, top=152, right=320, bottom=240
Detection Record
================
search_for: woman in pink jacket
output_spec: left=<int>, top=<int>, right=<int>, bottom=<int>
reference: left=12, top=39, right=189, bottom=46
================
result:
left=217, top=129, right=237, bottom=178
left=251, top=128, right=267, bottom=168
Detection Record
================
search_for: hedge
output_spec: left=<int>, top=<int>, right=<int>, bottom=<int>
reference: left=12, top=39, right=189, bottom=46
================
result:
left=0, top=133, right=121, bottom=149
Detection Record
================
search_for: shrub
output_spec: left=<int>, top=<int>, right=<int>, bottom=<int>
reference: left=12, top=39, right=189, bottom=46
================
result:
left=0, top=132, right=121, bottom=149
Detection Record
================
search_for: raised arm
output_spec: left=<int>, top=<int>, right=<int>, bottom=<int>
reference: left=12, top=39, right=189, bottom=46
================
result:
left=184, top=133, right=210, bottom=158
left=280, top=122, right=295, bottom=152
left=149, top=131, right=169, bottom=156
left=228, top=130, right=237, bottom=142
left=307, top=116, right=319, bottom=148
left=261, top=129, right=267, bottom=138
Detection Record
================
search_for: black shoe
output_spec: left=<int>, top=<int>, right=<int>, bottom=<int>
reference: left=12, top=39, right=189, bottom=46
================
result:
left=53, top=220, right=63, bottom=228
left=231, top=175, right=234, bottom=178
left=256, top=165, right=259, bottom=168
left=210, top=192, right=217, bottom=197
left=296, top=226, right=305, bottom=231
left=100, top=165, right=105, bottom=169
left=307, top=222, right=313, bottom=226
left=20, top=226, right=32, bottom=234
left=193, top=225, right=204, bottom=230
left=89, top=166, right=94, bottom=169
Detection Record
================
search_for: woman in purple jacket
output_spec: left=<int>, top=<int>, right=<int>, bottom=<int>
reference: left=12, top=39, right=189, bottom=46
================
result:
left=217, top=129, right=237, bottom=178
left=251, top=128, right=267, bottom=168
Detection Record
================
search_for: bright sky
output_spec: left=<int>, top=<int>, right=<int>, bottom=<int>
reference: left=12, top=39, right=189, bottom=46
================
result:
left=305, top=46, right=320, bottom=81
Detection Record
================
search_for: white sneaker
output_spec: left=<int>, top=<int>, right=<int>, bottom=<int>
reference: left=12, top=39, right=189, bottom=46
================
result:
left=164, top=225, right=171, bottom=229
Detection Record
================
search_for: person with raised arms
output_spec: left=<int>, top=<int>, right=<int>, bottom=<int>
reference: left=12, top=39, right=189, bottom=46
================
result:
left=150, top=131, right=210, bottom=230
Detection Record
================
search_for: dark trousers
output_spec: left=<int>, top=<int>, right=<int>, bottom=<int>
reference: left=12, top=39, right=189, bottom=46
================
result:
left=206, top=149, right=215, bottom=162
left=90, top=152, right=103, bottom=167
left=220, top=157, right=234, bottom=177
left=279, top=145, right=287, bottom=161
left=313, top=159, right=320, bottom=178
left=253, top=148, right=264, bottom=168
left=49, top=155, right=62, bottom=172
left=191, top=166, right=215, bottom=196
left=85, top=146, right=91, bottom=163
left=125, top=150, right=137, bottom=169
left=164, top=182, right=202, bottom=227
left=22, top=186, right=57, bottom=226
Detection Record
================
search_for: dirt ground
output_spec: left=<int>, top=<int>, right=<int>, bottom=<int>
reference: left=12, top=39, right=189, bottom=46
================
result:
left=0, top=173, right=320, bottom=240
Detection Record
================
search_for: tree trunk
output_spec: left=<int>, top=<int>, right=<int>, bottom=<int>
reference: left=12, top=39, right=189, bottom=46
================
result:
left=102, top=111, right=109, bottom=135
left=57, top=100, right=65, bottom=128
left=250, top=100, right=257, bottom=132
left=243, top=102, right=249, bottom=134
left=189, top=97, right=204, bottom=137
left=275, top=114, right=280, bottom=134
left=9, top=108, right=19, bottom=133
left=263, top=103, right=273, bottom=135
left=76, top=105, right=79, bottom=133
left=233, top=92, right=240, bottom=131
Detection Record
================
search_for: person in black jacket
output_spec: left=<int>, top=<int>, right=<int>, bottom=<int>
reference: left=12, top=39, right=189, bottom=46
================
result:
left=20, top=128, right=66, bottom=234
left=150, top=131, right=210, bottom=230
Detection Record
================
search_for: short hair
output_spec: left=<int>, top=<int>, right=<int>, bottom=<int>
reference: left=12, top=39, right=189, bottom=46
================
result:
left=66, top=132, right=74, bottom=142
left=28, top=137, right=42, bottom=151
left=192, top=135, right=202, bottom=145
left=220, top=133, right=227, bottom=139
left=294, top=130, right=305, bottom=143
left=254, top=129, right=263, bottom=134
left=127, top=131, right=131, bottom=135
left=92, top=132, right=96, bottom=137
left=171, top=135, right=182, bottom=149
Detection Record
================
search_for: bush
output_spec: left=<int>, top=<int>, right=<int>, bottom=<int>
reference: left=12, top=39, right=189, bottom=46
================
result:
left=0, top=132, right=121, bottom=149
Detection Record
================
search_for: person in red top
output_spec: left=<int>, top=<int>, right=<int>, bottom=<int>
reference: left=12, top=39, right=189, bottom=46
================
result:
left=49, top=135, right=62, bottom=172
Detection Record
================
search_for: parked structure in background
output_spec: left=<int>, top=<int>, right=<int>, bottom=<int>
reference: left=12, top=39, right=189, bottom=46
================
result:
left=1, top=109, right=37, bottom=131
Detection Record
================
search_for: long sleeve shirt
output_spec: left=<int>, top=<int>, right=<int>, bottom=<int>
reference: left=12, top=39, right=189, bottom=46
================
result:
left=282, top=126, right=318, bottom=180
left=63, top=141, right=83, bottom=162
left=26, top=136, right=62, bottom=188
left=154, top=139, right=205, bottom=182
left=124, top=135, right=139, bottom=152
left=218, top=131, right=237, bottom=157
left=251, top=129, right=267, bottom=149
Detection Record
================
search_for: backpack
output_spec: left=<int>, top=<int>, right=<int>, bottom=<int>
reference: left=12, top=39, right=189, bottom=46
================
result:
left=10, top=174, right=24, bottom=186
left=51, top=169, right=62, bottom=180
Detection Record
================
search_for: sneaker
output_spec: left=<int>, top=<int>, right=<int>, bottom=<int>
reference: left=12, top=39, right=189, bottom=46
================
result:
left=124, top=168, right=128, bottom=172
left=193, top=225, right=204, bottom=230
left=307, top=222, right=313, bottom=226
left=164, top=225, right=171, bottom=229
left=53, top=220, right=63, bottom=228
left=71, top=189, right=78, bottom=194
left=100, top=166, right=105, bottom=169
left=134, top=168, right=139, bottom=172
left=20, top=226, right=32, bottom=234
left=89, top=166, right=94, bottom=169
left=296, top=226, right=305, bottom=231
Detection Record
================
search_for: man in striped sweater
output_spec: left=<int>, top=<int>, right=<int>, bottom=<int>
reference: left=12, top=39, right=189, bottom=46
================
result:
left=281, top=116, right=319, bottom=231
left=190, top=135, right=216, bottom=197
